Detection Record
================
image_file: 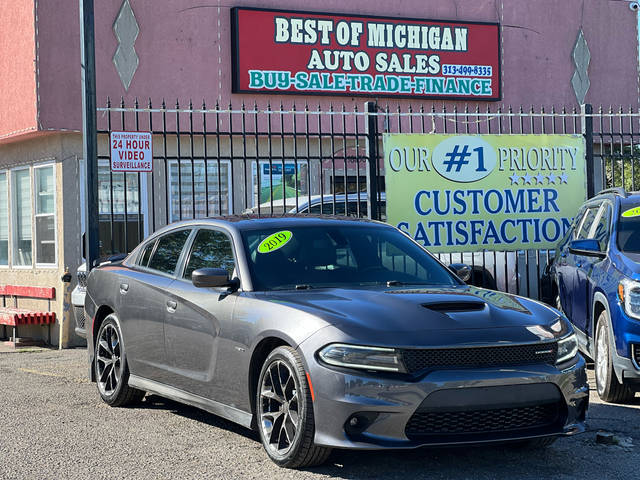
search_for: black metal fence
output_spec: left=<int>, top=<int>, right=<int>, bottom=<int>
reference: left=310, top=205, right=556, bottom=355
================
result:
left=95, top=100, right=638, bottom=302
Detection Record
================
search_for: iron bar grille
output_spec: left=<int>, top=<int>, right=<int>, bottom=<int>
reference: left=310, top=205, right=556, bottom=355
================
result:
left=401, top=342, right=558, bottom=373
left=93, top=100, right=640, bottom=301
left=405, top=402, right=562, bottom=438
left=633, top=344, right=640, bottom=369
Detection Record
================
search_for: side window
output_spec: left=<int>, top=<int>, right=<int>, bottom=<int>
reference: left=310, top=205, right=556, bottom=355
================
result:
left=147, top=229, right=191, bottom=274
left=184, top=229, right=236, bottom=279
left=590, top=204, right=611, bottom=250
left=138, top=241, right=156, bottom=267
left=575, top=206, right=599, bottom=240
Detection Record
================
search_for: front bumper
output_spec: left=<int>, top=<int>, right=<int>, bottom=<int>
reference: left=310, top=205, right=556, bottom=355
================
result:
left=301, top=342, right=588, bottom=449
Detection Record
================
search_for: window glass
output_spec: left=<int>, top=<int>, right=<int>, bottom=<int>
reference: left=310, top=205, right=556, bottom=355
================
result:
left=242, top=225, right=458, bottom=291
left=138, top=241, right=155, bottom=267
left=184, top=230, right=235, bottom=279
left=590, top=205, right=611, bottom=251
left=0, top=172, right=7, bottom=265
left=617, top=202, right=640, bottom=253
left=12, top=169, right=32, bottom=266
left=35, top=166, right=56, bottom=264
left=169, top=160, right=231, bottom=222
left=147, top=230, right=191, bottom=274
left=575, top=206, right=599, bottom=240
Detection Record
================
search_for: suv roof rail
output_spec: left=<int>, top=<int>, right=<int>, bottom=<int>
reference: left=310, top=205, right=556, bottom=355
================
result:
left=597, top=187, right=628, bottom=198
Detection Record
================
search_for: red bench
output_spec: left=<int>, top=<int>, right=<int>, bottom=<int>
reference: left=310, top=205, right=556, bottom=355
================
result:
left=0, top=285, right=56, bottom=347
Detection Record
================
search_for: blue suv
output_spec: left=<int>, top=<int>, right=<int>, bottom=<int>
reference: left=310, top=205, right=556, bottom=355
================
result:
left=548, top=188, right=640, bottom=403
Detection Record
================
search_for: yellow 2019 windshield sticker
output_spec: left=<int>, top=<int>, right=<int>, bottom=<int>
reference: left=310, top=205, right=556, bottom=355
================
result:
left=622, top=207, right=640, bottom=218
left=258, top=231, right=293, bottom=253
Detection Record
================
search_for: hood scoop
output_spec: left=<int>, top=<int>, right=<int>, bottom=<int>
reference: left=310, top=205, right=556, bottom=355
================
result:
left=422, top=301, right=486, bottom=313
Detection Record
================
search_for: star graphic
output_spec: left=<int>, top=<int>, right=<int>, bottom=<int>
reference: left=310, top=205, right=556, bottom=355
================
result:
left=535, top=172, right=545, bottom=184
left=509, top=173, right=520, bottom=185
left=522, top=173, right=533, bottom=184
left=559, top=173, right=569, bottom=184
left=547, top=173, right=557, bottom=184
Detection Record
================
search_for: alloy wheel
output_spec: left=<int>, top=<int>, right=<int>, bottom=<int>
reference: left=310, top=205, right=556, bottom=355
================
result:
left=259, top=360, right=301, bottom=456
left=96, top=323, right=123, bottom=396
left=596, top=322, right=608, bottom=395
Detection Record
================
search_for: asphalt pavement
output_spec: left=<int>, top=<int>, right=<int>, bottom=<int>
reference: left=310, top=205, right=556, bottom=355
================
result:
left=0, top=347, right=638, bottom=480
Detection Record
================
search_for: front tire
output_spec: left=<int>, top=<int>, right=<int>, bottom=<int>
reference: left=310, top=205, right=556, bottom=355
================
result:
left=256, top=346, right=331, bottom=468
left=594, top=312, right=635, bottom=403
left=95, top=314, right=145, bottom=407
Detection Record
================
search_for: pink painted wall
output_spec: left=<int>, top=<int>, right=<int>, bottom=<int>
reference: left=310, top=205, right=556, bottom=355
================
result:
left=0, top=0, right=38, bottom=140
left=7, top=0, right=640, bottom=137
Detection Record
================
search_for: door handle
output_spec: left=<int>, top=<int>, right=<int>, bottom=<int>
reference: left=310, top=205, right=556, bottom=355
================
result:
left=119, top=283, right=129, bottom=295
left=166, top=300, right=177, bottom=313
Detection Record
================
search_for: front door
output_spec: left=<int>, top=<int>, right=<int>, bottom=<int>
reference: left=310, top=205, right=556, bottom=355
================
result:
left=164, top=228, right=238, bottom=399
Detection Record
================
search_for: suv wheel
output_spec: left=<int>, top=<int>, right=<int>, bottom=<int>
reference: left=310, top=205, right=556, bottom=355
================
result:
left=95, top=314, right=145, bottom=406
left=594, top=311, right=635, bottom=403
left=257, top=346, right=331, bottom=468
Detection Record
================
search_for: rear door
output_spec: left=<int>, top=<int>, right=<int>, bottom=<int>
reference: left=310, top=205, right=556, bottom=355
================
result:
left=120, top=228, right=192, bottom=381
left=164, top=228, right=239, bottom=399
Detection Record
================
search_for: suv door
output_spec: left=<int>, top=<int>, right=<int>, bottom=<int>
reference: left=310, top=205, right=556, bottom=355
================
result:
left=572, top=203, right=611, bottom=335
left=564, top=204, right=601, bottom=332
left=120, top=228, right=192, bottom=381
left=164, top=228, right=239, bottom=399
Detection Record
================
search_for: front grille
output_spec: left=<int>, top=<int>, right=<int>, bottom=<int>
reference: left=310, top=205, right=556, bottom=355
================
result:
left=633, top=344, right=640, bottom=369
left=405, top=402, right=562, bottom=439
left=76, top=271, right=88, bottom=288
left=401, top=343, right=558, bottom=373
left=74, top=306, right=86, bottom=330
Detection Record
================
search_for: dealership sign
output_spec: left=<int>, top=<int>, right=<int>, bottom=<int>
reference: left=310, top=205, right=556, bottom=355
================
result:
left=231, top=8, right=500, bottom=100
left=384, top=134, right=586, bottom=253
left=110, top=131, right=153, bottom=172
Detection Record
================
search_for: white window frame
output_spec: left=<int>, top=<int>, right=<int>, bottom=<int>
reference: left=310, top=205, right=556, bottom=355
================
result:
left=0, top=169, right=8, bottom=267
left=33, top=162, right=57, bottom=268
left=168, top=159, right=233, bottom=223
left=10, top=166, right=33, bottom=269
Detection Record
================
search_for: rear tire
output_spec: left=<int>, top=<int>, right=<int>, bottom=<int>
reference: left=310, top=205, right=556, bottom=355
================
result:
left=594, top=312, right=635, bottom=403
left=95, top=314, right=145, bottom=407
left=256, top=346, right=331, bottom=468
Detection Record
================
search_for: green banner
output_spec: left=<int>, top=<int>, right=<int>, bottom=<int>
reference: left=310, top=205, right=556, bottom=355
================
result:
left=383, top=134, right=587, bottom=253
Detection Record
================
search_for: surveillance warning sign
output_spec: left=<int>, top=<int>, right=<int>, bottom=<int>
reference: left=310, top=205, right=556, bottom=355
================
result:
left=110, top=131, right=153, bottom=172
left=231, top=7, right=500, bottom=100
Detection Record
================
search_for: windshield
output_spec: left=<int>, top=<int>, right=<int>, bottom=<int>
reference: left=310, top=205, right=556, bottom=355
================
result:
left=241, top=224, right=460, bottom=291
left=617, top=205, right=640, bottom=253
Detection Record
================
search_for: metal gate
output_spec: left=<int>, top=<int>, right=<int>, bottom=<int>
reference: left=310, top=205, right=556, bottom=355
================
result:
left=94, top=100, right=637, bottom=301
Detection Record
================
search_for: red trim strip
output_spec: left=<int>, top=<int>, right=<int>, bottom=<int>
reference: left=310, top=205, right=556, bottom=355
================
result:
left=305, top=371, right=315, bottom=402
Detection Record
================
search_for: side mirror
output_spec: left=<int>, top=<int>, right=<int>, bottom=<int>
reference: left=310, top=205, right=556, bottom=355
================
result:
left=192, top=268, right=239, bottom=290
left=449, top=263, right=472, bottom=283
left=568, top=239, right=605, bottom=258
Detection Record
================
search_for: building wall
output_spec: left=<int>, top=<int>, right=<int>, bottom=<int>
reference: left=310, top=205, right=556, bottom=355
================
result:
left=29, top=0, right=640, bottom=138
left=0, top=0, right=38, bottom=140
left=0, top=133, right=85, bottom=347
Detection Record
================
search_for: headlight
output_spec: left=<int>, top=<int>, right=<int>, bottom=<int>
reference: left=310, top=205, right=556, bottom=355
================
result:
left=618, top=278, right=640, bottom=320
left=318, top=344, right=406, bottom=372
left=556, top=333, right=578, bottom=365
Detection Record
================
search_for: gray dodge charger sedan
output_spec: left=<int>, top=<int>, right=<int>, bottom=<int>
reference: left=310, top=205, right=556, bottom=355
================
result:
left=84, top=216, right=588, bottom=468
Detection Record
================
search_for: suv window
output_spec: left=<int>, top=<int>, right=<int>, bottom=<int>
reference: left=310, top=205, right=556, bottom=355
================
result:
left=147, top=229, right=191, bottom=274
left=575, top=206, right=599, bottom=240
left=184, top=229, right=236, bottom=279
left=589, top=204, right=611, bottom=250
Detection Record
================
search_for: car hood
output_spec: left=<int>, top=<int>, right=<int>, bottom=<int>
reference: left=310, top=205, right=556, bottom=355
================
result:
left=613, top=250, right=640, bottom=280
left=260, top=286, right=564, bottom=348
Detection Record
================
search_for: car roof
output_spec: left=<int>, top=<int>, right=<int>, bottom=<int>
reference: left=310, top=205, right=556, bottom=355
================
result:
left=152, top=214, right=388, bottom=234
